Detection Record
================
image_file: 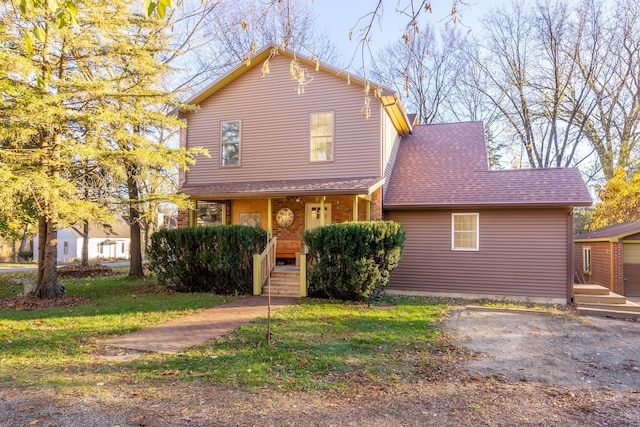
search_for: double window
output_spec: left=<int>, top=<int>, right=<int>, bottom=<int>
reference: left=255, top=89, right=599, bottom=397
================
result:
left=452, top=213, right=479, bottom=251
left=221, top=120, right=241, bottom=166
left=310, top=112, right=333, bottom=161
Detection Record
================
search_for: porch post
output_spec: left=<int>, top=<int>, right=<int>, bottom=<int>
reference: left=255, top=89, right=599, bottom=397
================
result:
left=320, top=197, right=326, bottom=226
left=353, top=195, right=359, bottom=222
left=299, top=254, right=307, bottom=297
left=252, top=254, right=261, bottom=295
left=366, top=199, right=371, bottom=221
left=267, top=197, right=273, bottom=238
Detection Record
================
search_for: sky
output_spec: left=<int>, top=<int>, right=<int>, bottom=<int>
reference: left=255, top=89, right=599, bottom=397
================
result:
left=310, top=0, right=503, bottom=67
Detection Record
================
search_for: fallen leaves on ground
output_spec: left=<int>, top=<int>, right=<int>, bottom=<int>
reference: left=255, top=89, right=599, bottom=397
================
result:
left=57, top=264, right=118, bottom=278
left=0, top=295, right=90, bottom=311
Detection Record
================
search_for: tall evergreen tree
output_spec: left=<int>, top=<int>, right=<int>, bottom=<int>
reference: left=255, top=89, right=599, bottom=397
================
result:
left=0, top=0, right=203, bottom=296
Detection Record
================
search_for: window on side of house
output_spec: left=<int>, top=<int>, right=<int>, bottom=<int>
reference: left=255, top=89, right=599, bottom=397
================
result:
left=310, top=112, right=333, bottom=161
left=583, top=247, right=592, bottom=274
left=221, top=120, right=241, bottom=166
left=452, top=213, right=479, bottom=251
left=63, top=241, right=69, bottom=255
left=196, top=201, right=226, bottom=226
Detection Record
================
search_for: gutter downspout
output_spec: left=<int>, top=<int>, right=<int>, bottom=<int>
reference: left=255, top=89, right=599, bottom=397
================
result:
left=567, top=209, right=574, bottom=305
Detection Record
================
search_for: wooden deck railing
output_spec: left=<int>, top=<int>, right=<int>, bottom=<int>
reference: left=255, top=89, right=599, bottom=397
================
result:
left=253, top=237, right=277, bottom=295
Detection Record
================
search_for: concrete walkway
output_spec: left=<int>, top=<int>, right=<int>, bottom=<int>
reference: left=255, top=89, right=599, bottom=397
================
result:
left=101, top=296, right=297, bottom=353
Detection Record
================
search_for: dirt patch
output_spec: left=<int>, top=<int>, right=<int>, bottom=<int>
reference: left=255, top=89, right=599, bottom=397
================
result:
left=1, top=378, right=638, bottom=426
left=444, top=308, right=640, bottom=391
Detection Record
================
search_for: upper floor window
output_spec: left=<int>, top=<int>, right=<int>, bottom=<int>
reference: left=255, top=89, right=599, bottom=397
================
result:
left=452, top=213, right=479, bottom=251
left=310, top=112, right=333, bottom=161
left=221, top=120, right=240, bottom=166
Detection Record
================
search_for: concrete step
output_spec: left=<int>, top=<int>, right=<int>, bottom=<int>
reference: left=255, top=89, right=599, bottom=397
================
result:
left=269, top=276, right=299, bottom=286
left=271, top=271, right=300, bottom=279
left=263, top=285, right=300, bottom=296
left=576, top=302, right=640, bottom=312
left=574, top=284, right=610, bottom=295
left=577, top=307, right=640, bottom=320
left=574, top=294, right=628, bottom=304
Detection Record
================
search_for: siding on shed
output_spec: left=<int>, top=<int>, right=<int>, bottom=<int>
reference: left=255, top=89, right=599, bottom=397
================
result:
left=386, top=208, right=572, bottom=301
left=183, top=54, right=383, bottom=185
left=574, top=241, right=613, bottom=289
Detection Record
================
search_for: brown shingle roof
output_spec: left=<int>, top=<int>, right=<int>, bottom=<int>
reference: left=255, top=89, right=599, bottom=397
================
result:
left=575, top=222, right=640, bottom=240
left=384, top=122, right=592, bottom=208
left=181, top=176, right=384, bottom=198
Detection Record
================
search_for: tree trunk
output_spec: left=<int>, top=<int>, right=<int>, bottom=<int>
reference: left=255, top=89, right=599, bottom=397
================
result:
left=36, top=215, right=60, bottom=299
left=18, top=224, right=30, bottom=258
left=81, top=220, right=89, bottom=266
left=37, top=215, right=46, bottom=286
left=127, top=167, right=144, bottom=278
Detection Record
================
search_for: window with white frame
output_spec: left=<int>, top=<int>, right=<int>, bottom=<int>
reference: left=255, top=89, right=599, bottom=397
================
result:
left=221, top=120, right=241, bottom=166
left=310, top=112, right=333, bottom=161
left=583, top=247, right=592, bottom=274
left=63, top=241, right=69, bottom=255
left=452, top=213, right=479, bottom=251
left=196, top=201, right=225, bottom=226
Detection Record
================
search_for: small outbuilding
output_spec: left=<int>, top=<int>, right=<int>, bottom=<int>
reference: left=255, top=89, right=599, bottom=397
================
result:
left=574, top=222, right=640, bottom=297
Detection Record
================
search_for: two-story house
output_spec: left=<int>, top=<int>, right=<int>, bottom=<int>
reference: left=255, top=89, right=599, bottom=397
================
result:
left=178, top=44, right=592, bottom=304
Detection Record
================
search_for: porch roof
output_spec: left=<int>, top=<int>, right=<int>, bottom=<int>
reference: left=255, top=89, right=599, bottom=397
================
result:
left=181, top=176, right=384, bottom=199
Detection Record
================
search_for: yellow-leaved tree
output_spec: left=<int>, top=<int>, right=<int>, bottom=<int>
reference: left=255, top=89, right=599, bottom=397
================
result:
left=590, top=169, right=640, bottom=230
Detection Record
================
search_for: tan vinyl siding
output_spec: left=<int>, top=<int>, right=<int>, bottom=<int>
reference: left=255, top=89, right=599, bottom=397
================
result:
left=386, top=208, right=571, bottom=299
left=184, top=55, right=382, bottom=185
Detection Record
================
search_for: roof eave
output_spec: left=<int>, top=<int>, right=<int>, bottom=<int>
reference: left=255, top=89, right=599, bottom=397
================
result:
left=383, top=201, right=591, bottom=210
left=181, top=178, right=385, bottom=199
left=575, top=229, right=640, bottom=242
left=380, top=94, right=412, bottom=136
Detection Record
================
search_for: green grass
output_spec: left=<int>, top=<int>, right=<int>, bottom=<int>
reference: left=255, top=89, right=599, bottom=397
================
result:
left=0, top=273, right=558, bottom=393
left=125, top=296, right=453, bottom=391
left=0, top=272, right=232, bottom=387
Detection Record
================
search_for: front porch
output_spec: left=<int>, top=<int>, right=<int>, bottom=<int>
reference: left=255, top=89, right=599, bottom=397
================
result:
left=179, top=177, right=386, bottom=298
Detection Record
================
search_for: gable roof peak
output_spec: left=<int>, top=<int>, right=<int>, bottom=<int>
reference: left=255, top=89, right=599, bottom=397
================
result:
left=182, top=44, right=412, bottom=135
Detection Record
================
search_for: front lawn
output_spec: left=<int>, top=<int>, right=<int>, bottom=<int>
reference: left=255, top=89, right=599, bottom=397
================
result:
left=0, top=272, right=461, bottom=392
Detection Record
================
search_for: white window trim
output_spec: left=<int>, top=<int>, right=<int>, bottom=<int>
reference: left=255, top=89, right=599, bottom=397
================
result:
left=309, top=111, right=334, bottom=162
left=220, top=120, right=241, bottom=167
left=451, top=213, right=479, bottom=251
left=583, top=247, right=592, bottom=274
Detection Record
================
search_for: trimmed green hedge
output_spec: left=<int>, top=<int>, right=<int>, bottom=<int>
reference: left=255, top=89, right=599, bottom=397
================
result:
left=303, top=221, right=405, bottom=301
left=148, top=225, right=267, bottom=294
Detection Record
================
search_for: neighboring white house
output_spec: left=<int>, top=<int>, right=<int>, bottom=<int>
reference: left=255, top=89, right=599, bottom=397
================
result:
left=33, top=220, right=130, bottom=263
